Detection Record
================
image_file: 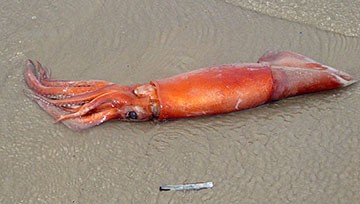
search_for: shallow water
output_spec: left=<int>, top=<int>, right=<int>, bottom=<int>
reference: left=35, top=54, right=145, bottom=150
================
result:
left=1, top=0, right=359, bottom=203
left=224, top=0, right=360, bottom=37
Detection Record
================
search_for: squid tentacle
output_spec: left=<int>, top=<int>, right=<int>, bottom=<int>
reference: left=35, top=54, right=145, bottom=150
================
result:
left=25, top=60, right=114, bottom=97
left=36, top=98, right=122, bottom=131
left=55, top=91, right=132, bottom=123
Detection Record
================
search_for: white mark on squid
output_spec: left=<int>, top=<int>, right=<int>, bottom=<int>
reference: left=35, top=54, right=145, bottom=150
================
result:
left=235, top=98, right=242, bottom=110
left=330, top=72, right=356, bottom=86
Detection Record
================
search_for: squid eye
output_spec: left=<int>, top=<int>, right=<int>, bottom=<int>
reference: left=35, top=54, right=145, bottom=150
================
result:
left=126, top=111, right=138, bottom=120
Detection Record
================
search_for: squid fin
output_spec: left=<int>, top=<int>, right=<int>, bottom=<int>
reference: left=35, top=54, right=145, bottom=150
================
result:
left=260, top=51, right=357, bottom=100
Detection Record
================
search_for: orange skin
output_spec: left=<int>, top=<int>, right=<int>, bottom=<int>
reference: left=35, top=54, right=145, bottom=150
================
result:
left=24, top=51, right=356, bottom=131
left=153, top=64, right=273, bottom=119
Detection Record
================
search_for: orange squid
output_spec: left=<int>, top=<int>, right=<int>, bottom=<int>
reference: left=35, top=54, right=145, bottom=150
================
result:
left=24, top=51, right=357, bottom=131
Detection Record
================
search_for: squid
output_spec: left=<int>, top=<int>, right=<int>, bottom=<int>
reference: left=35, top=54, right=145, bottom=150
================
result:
left=24, top=51, right=356, bottom=131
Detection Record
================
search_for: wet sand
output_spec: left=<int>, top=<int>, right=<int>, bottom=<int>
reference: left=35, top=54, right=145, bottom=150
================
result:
left=225, top=0, right=360, bottom=37
left=1, top=0, right=359, bottom=203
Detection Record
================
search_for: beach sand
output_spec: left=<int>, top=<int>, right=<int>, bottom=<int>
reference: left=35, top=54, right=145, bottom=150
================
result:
left=1, top=0, right=359, bottom=203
